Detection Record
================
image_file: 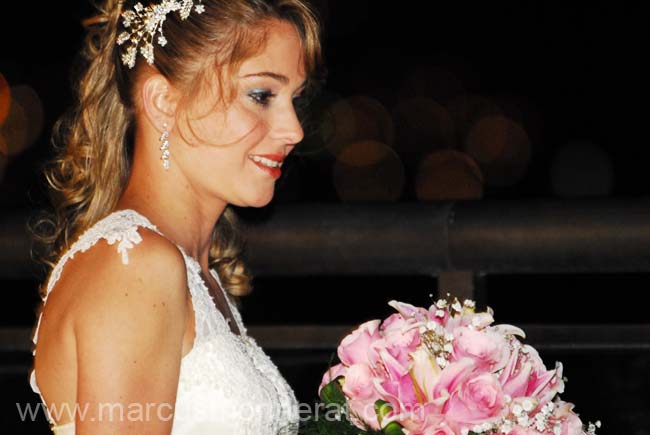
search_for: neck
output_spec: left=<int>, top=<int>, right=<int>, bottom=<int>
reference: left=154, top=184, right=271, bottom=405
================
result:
left=116, top=128, right=226, bottom=271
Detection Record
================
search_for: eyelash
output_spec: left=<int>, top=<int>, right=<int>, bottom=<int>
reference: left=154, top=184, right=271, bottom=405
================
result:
left=248, top=89, right=306, bottom=109
left=248, top=90, right=276, bottom=107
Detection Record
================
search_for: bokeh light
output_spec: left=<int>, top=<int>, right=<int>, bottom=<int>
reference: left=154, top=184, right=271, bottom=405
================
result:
left=392, top=97, right=454, bottom=154
left=415, top=150, right=484, bottom=201
left=0, top=132, right=7, bottom=158
left=550, top=141, right=614, bottom=197
left=293, top=90, right=340, bottom=158
left=492, top=94, right=544, bottom=152
left=0, top=73, right=10, bottom=126
left=322, top=96, right=394, bottom=157
left=0, top=149, right=7, bottom=184
left=0, top=85, right=44, bottom=156
left=333, top=140, right=405, bottom=201
left=337, top=138, right=390, bottom=167
left=447, top=94, right=502, bottom=143
left=12, top=85, right=44, bottom=150
left=0, top=98, right=27, bottom=157
left=464, top=115, right=532, bottom=187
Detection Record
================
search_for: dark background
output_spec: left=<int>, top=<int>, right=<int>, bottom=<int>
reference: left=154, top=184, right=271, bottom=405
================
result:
left=1, top=1, right=649, bottom=433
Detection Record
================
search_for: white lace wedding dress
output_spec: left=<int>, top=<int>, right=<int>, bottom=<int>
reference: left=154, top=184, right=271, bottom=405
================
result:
left=29, top=209, right=300, bottom=435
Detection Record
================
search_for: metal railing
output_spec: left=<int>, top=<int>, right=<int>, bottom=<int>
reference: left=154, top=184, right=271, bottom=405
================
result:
left=2, top=198, right=650, bottom=353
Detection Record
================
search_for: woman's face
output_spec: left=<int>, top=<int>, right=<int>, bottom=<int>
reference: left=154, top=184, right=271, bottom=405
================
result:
left=175, top=19, right=307, bottom=208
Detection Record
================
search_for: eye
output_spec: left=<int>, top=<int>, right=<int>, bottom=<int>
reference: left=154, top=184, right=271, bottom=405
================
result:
left=248, top=89, right=276, bottom=107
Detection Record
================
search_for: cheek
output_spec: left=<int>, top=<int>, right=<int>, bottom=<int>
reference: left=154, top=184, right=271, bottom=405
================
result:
left=182, top=104, right=272, bottom=194
left=188, top=102, right=268, bottom=148
left=191, top=135, right=262, bottom=188
left=193, top=146, right=245, bottom=178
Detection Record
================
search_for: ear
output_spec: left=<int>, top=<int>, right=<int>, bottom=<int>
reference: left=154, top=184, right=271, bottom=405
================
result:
left=141, top=74, right=180, bottom=131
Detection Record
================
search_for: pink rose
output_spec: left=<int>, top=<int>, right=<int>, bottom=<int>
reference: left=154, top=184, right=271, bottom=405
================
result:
left=373, top=326, right=421, bottom=369
left=423, top=424, right=455, bottom=435
left=446, top=311, right=494, bottom=332
left=432, top=358, right=476, bottom=403
left=553, top=400, right=587, bottom=435
left=338, top=320, right=382, bottom=366
left=374, top=370, right=420, bottom=413
left=388, top=300, right=430, bottom=322
left=318, top=363, right=347, bottom=396
left=423, top=423, right=455, bottom=435
left=342, top=364, right=378, bottom=400
left=348, top=397, right=382, bottom=430
left=383, top=403, right=444, bottom=434
left=393, top=406, right=455, bottom=435
left=381, top=313, right=410, bottom=333
left=500, top=344, right=564, bottom=406
left=525, top=348, right=565, bottom=404
left=444, top=372, right=506, bottom=425
left=452, top=326, right=511, bottom=371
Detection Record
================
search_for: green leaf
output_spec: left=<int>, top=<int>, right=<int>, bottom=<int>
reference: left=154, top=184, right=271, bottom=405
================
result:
left=382, top=422, right=405, bottom=435
left=374, top=400, right=392, bottom=426
left=374, top=400, right=404, bottom=435
left=319, top=377, right=346, bottom=406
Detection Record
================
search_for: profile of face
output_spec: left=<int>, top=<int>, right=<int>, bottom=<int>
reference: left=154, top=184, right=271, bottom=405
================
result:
left=170, top=19, right=307, bottom=208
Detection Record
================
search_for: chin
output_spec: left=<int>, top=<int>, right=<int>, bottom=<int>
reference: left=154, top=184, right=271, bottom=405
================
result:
left=232, top=190, right=275, bottom=208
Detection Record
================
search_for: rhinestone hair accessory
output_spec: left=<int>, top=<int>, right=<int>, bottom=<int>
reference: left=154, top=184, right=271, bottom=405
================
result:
left=116, top=0, right=205, bottom=69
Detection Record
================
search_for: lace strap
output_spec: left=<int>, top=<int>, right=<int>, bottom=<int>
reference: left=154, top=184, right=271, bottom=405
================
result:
left=31, top=209, right=164, bottom=353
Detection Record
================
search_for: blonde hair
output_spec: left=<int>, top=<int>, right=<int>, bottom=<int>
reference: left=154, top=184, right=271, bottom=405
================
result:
left=29, top=0, right=324, bottom=297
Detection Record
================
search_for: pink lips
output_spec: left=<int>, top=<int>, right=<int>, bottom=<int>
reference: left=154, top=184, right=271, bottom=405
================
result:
left=251, top=153, right=285, bottom=163
left=249, top=154, right=284, bottom=179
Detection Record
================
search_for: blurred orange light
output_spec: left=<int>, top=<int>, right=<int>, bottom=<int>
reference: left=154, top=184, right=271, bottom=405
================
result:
left=0, top=148, right=7, bottom=183
left=0, top=132, right=7, bottom=157
left=337, top=139, right=390, bottom=167
left=333, top=140, right=405, bottom=202
left=11, top=85, right=44, bottom=150
left=323, top=96, right=394, bottom=158
left=0, top=85, right=44, bottom=156
left=0, top=98, right=28, bottom=156
left=447, top=94, right=502, bottom=143
left=0, top=73, right=10, bottom=126
left=464, top=115, right=531, bottom=187
left=415, top=150, right=484, bottom=201
left=392, top=97, right=454, bottom=154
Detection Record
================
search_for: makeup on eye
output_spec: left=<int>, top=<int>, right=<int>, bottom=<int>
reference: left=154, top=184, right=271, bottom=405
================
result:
left=247, top=88, right=307, bottom=108
left=248, top=89, right=276, bottom=107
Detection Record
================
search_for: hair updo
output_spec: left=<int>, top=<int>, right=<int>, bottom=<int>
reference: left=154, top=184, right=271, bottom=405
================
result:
left=30, top=0, right=325, bottom=296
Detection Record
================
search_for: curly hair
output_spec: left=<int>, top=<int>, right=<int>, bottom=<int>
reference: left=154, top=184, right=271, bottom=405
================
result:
left=29, top=0, right=325, bottom=297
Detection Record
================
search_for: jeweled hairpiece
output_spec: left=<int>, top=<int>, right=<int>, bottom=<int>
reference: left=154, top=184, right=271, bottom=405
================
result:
left=116, top=0, right=205, bottom=69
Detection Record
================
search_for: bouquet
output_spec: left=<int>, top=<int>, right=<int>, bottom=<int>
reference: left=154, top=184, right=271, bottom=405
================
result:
left=302, top=296, right=600, bottom=435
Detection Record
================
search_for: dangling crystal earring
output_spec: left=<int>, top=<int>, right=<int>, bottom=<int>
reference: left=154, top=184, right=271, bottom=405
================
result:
left=159, top=122, right=170, bottom=170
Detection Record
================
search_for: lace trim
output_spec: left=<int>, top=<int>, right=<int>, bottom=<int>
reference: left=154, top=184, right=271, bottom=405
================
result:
left=29, top=208, right=299, bottom=433
left=31, top=210, right=163, bottom=353
left=30, top=209, right=164, bottom=425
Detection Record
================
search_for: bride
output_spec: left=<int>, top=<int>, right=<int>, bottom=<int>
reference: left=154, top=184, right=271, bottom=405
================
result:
left=28, top=0, right=323, bottom=433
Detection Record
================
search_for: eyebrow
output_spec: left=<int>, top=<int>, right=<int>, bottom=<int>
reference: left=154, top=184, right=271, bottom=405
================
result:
left=240, top=71, right=308, bottom=91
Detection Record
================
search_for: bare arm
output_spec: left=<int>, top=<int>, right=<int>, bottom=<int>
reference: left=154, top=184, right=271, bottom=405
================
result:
left=73, top=230, right=188, bottom=434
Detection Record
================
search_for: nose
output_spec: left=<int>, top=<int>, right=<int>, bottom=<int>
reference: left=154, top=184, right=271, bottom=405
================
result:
left=271, top=101, right=305, bottom=147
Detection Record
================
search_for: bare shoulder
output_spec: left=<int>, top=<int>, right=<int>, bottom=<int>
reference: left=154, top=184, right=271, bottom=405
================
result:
left=70, top=227, right=189, bottom=430
left=69, top=226, right=188, bottom=330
